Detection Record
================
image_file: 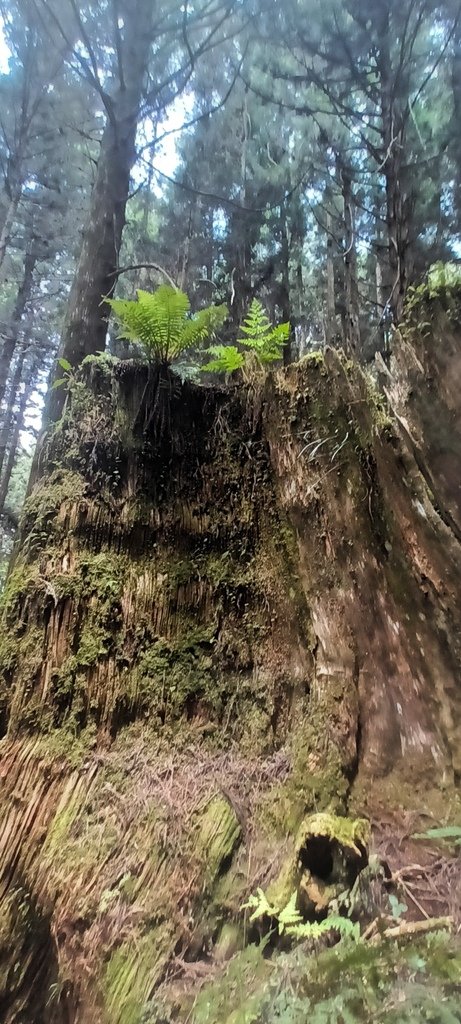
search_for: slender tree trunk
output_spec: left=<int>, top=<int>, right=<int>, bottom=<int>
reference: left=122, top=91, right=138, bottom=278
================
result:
left=325, top=210, right=336, bottom=346
left=0, top=372, right=34, bottom=517
left=377, top=5, right=411, bottom=323
left=47, top=0, right=154, bottom=420
left=0, top=251, right=36, bottom=410
left=0, top=188, right=22, bottom=277
left=279, top=202, right=293, bottom=365
left=451, top=25, right=461, bottom=231
left=0, top=332, right=29, bottom=480
left=340, top=164, right=360, bottom=354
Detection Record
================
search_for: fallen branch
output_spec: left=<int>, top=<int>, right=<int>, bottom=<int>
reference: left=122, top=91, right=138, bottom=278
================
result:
left=371, top=916, right=453, bottom=943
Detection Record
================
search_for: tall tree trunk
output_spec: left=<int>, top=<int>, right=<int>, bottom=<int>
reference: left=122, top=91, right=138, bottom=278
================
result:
left=0, top=333, right=29, bottom=481
left=377, top=5, right=411, bottom=323
left=451, top=22, right=461, bottom=231
left=0, top=366, right=34, bottom=517
left=340, top=164, right=361, bottom=354
left=279, top=202, right=293, bottom=364
left=0, top=188, right=22, bottom=277
left=0, top=251, right=36, bottom=410
left=47, top=0, right=155, bottom=421
left=325, top=210, right=336, bottom=346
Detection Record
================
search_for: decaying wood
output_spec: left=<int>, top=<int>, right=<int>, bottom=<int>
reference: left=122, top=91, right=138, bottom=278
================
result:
left=1, top=294, right=461, bottom=1020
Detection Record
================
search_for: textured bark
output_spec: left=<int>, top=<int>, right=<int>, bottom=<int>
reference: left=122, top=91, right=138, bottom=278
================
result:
left=0, top=252, right=36, bottom=410
left=325, top=211, right=336, bottom=346
left=377, top=6, right=412, bottom=322
left=340, top=164, right=361, bottom=353
left=47, top=0, right=154, bottom=422
left=1, top=292, right=461, bottom=1021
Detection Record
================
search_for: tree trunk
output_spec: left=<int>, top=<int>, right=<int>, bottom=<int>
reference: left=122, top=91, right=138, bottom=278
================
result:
left=279, top=202, right=293, bottom=364
left=47, top=0, right=155, bottom=421
left=0, top=367, right=34, bottom=516
left=340, top=164, right=361, bottom=353
left=325, top=210, right=336, bottom=346
left=0, top=251, right=36, bottom=410
left=0, top=333, right=29, bottom=482
left=451, top=20, right=461, bottom=229
left=377, top=6, right=412, bottom=322
left=1, top=290, right=461, bottom=1020
left=0, top=189, right=22, bottom=277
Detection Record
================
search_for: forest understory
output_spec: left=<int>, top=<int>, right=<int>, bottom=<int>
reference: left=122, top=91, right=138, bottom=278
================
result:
left=1, top=284, right=461, bottom=1023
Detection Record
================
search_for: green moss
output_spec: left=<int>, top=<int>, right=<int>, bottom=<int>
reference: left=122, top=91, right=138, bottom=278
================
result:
left=19, top=470, right=86, bottom=547
left=266, top=812, right=369, bottom=911
left=104, top=927, right=173, bottom=1024
left=196, top=795, right=242, bottom=884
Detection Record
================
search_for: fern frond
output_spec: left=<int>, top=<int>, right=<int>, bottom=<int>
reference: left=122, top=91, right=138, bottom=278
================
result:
left=201, top=345, right=244, bottom=373
left=107, top=286, right=227, bottom=365
left=242, top=887, right=278, bottom=922
left=277, top=891, right=303, bottom=933
left=237, top=300, right=289, bottom=363
left=181, top=304, right=228, bottom=354
left=241, top=887, right=360, bottom=944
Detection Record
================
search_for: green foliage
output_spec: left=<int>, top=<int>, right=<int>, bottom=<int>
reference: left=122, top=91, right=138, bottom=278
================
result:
left=203, top=300, right=290, bottom=374
left=427, top=262, right=461, bottom=295
left=242, top=888, right=360, bottom=941
left=107, top=285, right=227, bottom=365
left=204, top=344, right=244, bottom=373
left=238, top=300, right=290, bottom=363
left=51, top=357, right=74, bottom=391
left=413, top=826, right=461, bottom=846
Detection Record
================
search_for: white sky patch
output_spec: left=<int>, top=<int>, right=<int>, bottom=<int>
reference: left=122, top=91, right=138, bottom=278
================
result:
left=136, top=94, right=194, bottom=187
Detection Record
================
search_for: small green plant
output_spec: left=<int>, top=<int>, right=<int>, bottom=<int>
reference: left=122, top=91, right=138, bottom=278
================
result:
left=203, top=299, right=290, bottom=374
left=413, top=826, right=461, bottom=846
left=242, top=888, right=360, bottom=941
left=51, top=357, right=74, bottom=390
left=107, top=285, right=227, bottom=365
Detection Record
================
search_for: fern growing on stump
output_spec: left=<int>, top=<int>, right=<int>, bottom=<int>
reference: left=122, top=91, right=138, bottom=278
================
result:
left=107, top=285, right=227, bottom=436
left=203, top=299, right=290, bottom=375
left=107, top=285, right=227, bottom=366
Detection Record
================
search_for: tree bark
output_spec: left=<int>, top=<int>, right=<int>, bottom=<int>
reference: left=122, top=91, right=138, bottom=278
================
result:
left=47, top=0, right=155, bottom=421
left=0, top=251, right=36, bottom=410
left=0, top=332, right=29, bottom=482
left=325, top=210, right=336, bottom=346
left=340, top=163, right=361, bottom=353
left=0, top=189, right=22, bottom=277
left=2, top=295, right=461, bottom=1018
left=377, top=4, right=412, bottom=322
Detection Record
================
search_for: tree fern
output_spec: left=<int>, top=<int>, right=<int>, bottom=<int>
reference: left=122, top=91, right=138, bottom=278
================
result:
left=107, top=286, right=227, bottom=365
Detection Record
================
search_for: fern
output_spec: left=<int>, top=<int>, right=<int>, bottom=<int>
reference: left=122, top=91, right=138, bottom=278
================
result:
left=238, top=300, right=290, bottom=364
left=243, top=888, right=359, bottom=942
left=203, top=299, right=290, bottom=374
left=107, top=286, right=227, bottom=365
left=203, top=344, right=244, bottom=374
